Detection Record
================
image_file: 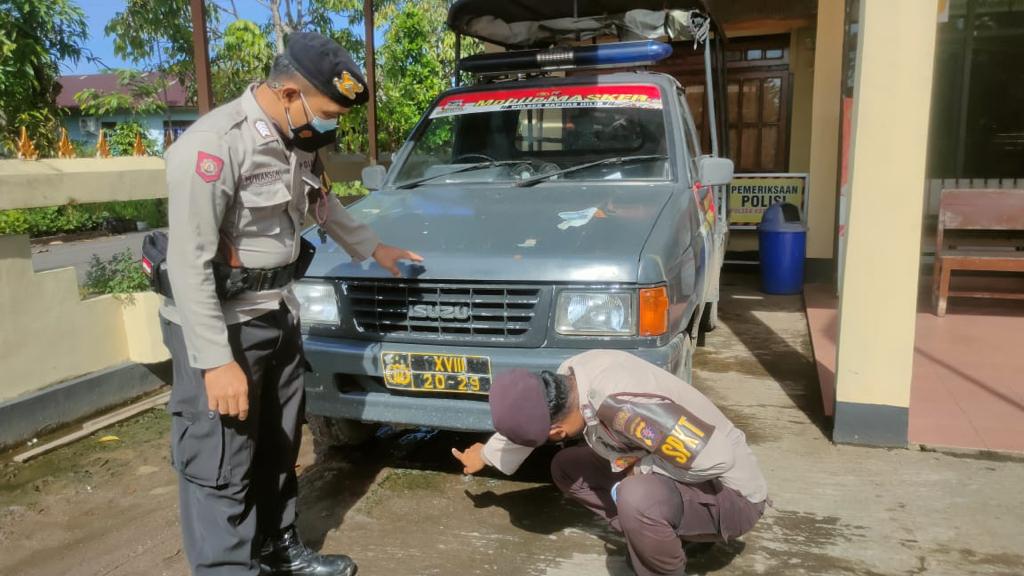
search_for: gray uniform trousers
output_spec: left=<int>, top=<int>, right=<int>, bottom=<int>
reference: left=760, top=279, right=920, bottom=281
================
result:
left=161, top=303, right=304, bottom=576
left=552, top=445, right=765, bottom=576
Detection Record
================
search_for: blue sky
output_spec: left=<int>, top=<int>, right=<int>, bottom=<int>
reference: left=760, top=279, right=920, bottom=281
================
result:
left=62, top=0, right=130, bottom=73
left=63, top=0, right=367, bottom=75
left=63, top=0, right=262, bottom=74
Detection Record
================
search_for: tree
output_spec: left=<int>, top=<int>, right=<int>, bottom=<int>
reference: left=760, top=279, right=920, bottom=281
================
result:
left=212, top=20, right=274, bottom=102
left=103, top=0, right=479, bottom=156
left=371, top=0, right=479, bottom=153
left=105, top=0, right=220, bottom=105
left=0, top=0, right=88, bottom=157
left=241, top=0, right=374, bottom=55
left=105, top=0, right=337, bottom=103
left=107, top=121, right=158, bottom=157
left=73, top=69, right=169, bottom=117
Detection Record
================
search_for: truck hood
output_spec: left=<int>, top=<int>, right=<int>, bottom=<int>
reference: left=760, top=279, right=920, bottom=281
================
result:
left=305, top=183, right=674, bottom=283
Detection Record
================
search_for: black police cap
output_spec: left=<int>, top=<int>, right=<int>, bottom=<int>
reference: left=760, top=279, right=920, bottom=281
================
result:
left=285, top=32, right=369, bottom=108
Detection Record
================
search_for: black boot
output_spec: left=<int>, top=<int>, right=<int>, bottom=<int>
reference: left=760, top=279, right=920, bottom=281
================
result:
left=259, top=526, right=357, bottom=576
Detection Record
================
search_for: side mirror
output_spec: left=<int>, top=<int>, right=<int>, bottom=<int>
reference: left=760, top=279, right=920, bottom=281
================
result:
left=697, top=156, right=734, bottom=187
left=361, top=165, right=387, bottom=191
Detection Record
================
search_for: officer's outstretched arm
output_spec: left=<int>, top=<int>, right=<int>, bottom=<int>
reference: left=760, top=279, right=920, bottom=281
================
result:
left=321, top=192, right=380, bottom=261
left=321, top=193, right=423, bottom=276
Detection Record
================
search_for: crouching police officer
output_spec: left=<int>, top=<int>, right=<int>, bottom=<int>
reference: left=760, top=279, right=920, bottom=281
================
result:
left=160, top=32, right=421, bottom=576
left=453, top=350, right=769, bottom=576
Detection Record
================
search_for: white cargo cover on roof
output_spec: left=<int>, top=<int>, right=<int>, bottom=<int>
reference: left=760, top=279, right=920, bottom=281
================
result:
left=461, top=9, right=710, bottom=50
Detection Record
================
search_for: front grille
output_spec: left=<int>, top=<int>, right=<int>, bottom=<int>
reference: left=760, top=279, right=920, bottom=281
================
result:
left=342, top=281, right=545, bottom=344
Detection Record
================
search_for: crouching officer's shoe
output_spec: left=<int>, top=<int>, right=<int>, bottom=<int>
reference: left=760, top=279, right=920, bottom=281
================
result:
left=259, top=526, right=357, bottom=576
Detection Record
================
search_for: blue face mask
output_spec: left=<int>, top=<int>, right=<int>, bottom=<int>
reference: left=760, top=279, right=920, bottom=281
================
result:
left=299, top=93, right=338, bottom=133
left=283, top=92, right=339, bottom=152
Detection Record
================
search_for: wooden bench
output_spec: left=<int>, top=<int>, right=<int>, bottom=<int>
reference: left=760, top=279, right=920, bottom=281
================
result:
left=933, top=189, right=1024, bottom=316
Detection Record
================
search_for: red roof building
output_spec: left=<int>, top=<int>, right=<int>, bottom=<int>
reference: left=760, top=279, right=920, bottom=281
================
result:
left=56, top=73, right=192, bottom=110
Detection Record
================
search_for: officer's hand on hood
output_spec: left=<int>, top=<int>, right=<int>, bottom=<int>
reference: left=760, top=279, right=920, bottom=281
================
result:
left=372, top=243, right=423, bottom=277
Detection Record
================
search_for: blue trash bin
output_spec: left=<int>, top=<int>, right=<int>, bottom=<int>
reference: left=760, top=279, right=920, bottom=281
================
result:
left=758, top=203, right=806, bottom=294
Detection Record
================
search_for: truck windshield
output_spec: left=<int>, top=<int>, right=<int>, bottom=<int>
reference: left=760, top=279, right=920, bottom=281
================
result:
left=391, top=83, right=672, bottom=187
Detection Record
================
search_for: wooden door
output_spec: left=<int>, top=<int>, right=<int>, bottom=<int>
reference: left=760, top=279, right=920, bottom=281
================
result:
left=665, top=35, right=792, bottom=173
left=727, top=70, right=790, bottom=173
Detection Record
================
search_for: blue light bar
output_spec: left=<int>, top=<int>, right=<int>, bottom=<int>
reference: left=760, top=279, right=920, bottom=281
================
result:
left=577, top=41, right=673, bottom=67
left=459, top=40, right=673, bottom=75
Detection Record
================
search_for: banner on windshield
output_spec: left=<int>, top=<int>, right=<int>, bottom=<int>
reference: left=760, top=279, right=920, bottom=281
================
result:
left=430, top=84, right=663, bottom=118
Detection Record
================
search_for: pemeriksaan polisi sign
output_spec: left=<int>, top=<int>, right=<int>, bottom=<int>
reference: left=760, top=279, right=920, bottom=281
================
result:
left=726, top=173, right=809, bottom=228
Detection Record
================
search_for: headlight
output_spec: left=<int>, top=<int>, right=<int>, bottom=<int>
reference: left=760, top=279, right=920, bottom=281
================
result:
left=294, top=282, right=339, bottom=326
left=555, top=292, right=634, bottom=335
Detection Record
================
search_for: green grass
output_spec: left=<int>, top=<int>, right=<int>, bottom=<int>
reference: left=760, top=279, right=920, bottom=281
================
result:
left=83, top=249, right=151, bottom=297
left=0, top=199, right=167, bottom=238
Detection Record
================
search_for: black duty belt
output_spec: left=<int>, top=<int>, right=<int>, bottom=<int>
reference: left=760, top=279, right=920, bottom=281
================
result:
left=142, top=232, right=316, bottom=302
left=213, top=261, right=299, bottom=300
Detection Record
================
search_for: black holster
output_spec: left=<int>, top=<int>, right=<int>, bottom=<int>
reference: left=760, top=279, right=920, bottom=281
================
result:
left=141, top=232, right=317, bottom=302
left=142, top=231, right=173, bottom=299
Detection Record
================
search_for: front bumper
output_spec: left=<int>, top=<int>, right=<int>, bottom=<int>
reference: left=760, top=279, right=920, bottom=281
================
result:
left=303, top=334, right=688, bottom=433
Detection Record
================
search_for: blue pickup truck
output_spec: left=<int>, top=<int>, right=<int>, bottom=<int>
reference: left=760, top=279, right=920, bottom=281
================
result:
left=296, top=2, right=732, bottom=448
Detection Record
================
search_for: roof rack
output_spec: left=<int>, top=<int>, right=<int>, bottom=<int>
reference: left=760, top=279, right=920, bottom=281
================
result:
left=447, top=0, right=715, bottom=49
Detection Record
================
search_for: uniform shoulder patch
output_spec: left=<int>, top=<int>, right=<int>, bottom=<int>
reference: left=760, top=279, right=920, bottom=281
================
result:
left=195, top=151, right=224, bottom=183
left=254, top=119, right=273, bottom=138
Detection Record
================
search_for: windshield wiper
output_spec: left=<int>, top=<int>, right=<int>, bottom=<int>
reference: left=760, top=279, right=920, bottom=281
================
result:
left=395, top=160, right=524, bottom=190
left=514, top=155, right=668, bottom=188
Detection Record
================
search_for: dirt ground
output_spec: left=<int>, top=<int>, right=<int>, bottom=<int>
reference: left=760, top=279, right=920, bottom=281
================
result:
left=2, top=272, right=1023, bottom=576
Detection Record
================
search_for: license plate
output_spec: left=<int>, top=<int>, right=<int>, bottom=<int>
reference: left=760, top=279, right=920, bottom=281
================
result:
left=381, top=352, right=492, bottom=395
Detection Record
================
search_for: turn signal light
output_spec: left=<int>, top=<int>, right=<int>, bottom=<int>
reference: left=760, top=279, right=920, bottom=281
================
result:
left=639, top=286, right=670, bottom=337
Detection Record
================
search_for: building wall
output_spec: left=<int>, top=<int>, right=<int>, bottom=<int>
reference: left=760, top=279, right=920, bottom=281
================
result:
left=833, top=0, right=938, bottom=446
left=0, top=235, right=130, bottom=402
left=0, top=159, right=175, bottom=403
left=0, top=153, right=373, bottom=403
left=0, top=158, right=168, bottom=210
left=63, top=109, right=198, bottom=153
left=788, top=27, right=816, bottom=174
left=805, top=0, right=845, bottom=261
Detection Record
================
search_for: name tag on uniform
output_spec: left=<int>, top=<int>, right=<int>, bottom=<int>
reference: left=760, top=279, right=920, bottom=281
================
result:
left=241, top=169, right=286, bottom=187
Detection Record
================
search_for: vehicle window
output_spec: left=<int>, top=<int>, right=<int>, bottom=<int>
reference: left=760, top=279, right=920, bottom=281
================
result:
left=516, top=108, right=563, bottom=152
left=392, top=84, right=673, bottom=186
left=678, top=90, right=702, bottom=184
left=515, top=107, right=655, bottom=154
left=396, top=115, right=458, bottom=180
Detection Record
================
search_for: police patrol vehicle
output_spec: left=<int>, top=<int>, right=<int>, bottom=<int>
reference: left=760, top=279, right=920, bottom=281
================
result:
left=295, top=0, right=734, bottom=447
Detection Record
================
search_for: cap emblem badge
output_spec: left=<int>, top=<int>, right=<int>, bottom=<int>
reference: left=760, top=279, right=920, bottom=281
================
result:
left=333, top=71, right=364, bottom=100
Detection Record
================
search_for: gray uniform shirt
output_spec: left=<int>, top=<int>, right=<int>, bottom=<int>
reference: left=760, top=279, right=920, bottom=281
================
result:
left=160, top=86, right=380, bottom=369
left=482, top=349, right=769, bottom=503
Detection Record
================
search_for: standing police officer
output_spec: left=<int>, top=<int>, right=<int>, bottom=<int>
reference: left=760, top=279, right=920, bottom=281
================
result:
left=160, top=32, right=420, bottom=576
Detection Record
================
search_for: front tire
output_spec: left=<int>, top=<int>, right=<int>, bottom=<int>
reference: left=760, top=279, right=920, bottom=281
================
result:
left=307, top=414, right=378, bottom=455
